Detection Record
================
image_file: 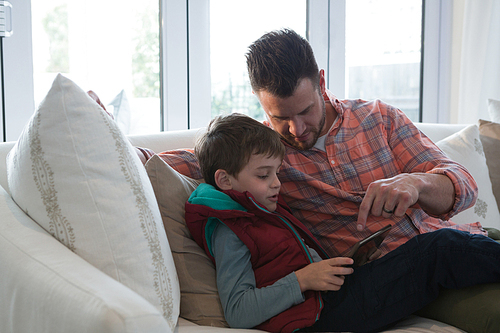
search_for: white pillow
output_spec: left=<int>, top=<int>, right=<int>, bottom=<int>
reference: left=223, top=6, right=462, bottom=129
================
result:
left=436, top=124, right=500, bottom=229
left=109, top=89, right=131, bottom=135
left=488, top=98, right=500, bottom=123
left=6, top=74, right=180, bottom=331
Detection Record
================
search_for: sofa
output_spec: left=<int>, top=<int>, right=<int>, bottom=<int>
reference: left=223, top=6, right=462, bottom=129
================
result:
left=1, top=75, right=500, bottom=333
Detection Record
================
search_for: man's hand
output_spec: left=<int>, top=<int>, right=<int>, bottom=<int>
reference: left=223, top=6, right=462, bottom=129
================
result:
left=356, top=173, right=455, bottom=231
left=295, top=258, right=354, bottom=293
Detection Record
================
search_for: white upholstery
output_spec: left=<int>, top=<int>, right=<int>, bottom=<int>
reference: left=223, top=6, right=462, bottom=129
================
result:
left=0, top=186, right=169, bottom=333
left=415, top=123, right=467, bottom=142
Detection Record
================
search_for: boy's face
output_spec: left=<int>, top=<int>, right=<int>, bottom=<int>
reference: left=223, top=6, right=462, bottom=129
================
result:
left=228, top=154, right=282, bottom=212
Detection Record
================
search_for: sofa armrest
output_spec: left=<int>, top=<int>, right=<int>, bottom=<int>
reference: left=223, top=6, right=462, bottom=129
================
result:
left=0, top=186, right=170, bottom=333
left=0, top=141, right=15, bottom=195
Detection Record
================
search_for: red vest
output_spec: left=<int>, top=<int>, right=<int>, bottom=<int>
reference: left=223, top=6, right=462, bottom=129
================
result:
left=185, top=189, right=328, bottom=333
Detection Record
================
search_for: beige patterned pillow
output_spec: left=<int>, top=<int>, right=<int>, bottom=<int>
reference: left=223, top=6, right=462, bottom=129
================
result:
left=6, top=74, right=180, bottom=331
left=436, top=124, right=500, bottom=229
left=479, top=119, right=500, bottom=212
left=145, top=154, right=229, bottom=327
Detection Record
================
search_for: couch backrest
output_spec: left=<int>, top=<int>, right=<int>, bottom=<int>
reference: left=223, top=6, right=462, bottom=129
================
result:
left=0, top=123, right=469, bottom=194
left=415, top=123, right=467, bottom=142
left=127, top=128, right=203, bottom=154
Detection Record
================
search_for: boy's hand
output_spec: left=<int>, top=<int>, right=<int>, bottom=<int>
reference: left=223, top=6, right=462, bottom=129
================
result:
left=295, top=258, right=354, bottom=293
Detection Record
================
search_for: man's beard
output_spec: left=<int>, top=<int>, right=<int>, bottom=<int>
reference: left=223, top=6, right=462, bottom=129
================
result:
left=282, top=103, right=326, bottom=151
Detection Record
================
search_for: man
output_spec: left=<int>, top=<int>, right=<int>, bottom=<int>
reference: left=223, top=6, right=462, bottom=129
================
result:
left=245, top=28, right=484, bottom=257
left=183, top=113, right=500, bottom=332
left=241, top=29, right=500, bottom=331
left=154, top=28, right=500, bottom=331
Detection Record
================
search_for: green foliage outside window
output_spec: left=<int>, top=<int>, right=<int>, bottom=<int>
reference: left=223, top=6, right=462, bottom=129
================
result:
left=43, top=4, right=69, bottom=73
left=132, top=5, right=160, bottom=99
left=211, top=76, right=264, bottom=121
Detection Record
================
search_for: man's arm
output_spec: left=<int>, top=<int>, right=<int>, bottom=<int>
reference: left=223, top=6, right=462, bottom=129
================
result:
left=356, top=104, right=477, bottom=231
left=135, top=147, right=155, bottom=165
left=412, top=173, right=455, bottom=215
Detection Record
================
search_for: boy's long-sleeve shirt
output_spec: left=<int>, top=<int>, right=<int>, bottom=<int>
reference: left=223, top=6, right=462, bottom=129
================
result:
left=211, top=222, right=321, bottom=328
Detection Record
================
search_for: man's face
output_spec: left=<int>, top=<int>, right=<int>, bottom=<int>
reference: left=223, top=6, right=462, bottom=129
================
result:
left=257, top=77, right=327, bottom=151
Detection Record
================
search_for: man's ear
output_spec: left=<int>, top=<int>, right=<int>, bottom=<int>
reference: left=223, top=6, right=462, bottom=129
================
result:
left=319, top=69, right=326, bottom=95
left=263, top=112, right=273, bottom=128
left=215, top=169, right=233, bottom=190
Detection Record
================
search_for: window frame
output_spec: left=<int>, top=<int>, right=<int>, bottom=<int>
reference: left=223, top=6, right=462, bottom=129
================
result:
left=1, top=0, right=452, bottom=142
left=2, top=0, right=35, bottom=142
left=308, top=0, right=451, bottom=124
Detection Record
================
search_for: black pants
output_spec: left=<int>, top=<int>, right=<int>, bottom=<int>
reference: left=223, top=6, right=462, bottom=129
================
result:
left=301, top=229, right=500, bottom=332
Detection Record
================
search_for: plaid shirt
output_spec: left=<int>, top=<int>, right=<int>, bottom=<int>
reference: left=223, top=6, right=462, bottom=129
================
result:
left=157, top=90, right=485, bottom=258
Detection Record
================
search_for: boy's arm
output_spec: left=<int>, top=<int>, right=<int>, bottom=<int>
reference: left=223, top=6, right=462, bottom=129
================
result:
left=212, top=223, right=304, bottom=328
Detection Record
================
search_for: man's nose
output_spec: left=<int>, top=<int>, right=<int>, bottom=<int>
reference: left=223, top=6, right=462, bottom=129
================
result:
left=289, top=118, right=306, bottom=137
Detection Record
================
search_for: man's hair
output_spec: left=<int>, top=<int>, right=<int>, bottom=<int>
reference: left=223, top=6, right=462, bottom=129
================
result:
left=246, top=28, right=319, bottom=98
left=195, top=113, right=285, bottom=189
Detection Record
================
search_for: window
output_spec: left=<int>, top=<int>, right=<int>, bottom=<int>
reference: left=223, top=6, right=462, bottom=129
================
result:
left=207, top=0, right=424, bottom=123
left=209, top=0, right=306, bottom=121
left=2, top=0, right=451, bottom=142
left=31, top=0, right=161, bottom=135
left=345, top=0, right=422, bottom=122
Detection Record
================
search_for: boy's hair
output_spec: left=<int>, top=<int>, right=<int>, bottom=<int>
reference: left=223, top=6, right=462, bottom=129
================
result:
left=246, top=28, right=319, bottom=98
left=195, top=113, right=286, bottom=189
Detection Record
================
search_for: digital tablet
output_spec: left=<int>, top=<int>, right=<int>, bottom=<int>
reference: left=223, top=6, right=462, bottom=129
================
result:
left=346, top=224, right=392, bottom=267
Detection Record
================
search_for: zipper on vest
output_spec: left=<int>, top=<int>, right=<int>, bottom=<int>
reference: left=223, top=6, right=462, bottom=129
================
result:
left=249, top=197, right=324, bottom=327
left=248, top=197, right=314, bottom=263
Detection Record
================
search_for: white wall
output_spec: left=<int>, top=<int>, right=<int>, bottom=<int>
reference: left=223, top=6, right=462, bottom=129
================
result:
left=449, top=0, right=465, bottom=124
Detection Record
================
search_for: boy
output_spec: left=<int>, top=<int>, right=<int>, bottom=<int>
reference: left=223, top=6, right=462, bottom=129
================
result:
left=185, top=113, right=500, bottom=333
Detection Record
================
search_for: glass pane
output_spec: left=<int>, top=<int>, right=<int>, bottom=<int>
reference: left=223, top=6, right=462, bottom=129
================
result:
left=31, top=0, right=160, bottom=135
left=210, top=0, right=307, bottom=121
left=345, top=0, right=422, bottom=122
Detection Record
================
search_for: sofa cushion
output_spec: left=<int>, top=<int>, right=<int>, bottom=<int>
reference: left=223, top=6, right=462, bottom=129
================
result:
left=435, top=124, right=500, bottom=229
left=416, top=283, right=500, bottom=333
left=145, top=155, right=228, bottom=327
left=479, top=119, right=500, bottom=211
left=6, top=74, right=180, bottom=331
